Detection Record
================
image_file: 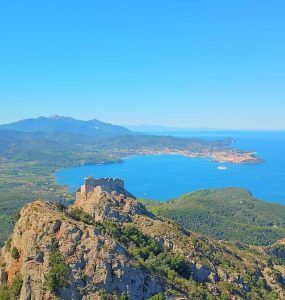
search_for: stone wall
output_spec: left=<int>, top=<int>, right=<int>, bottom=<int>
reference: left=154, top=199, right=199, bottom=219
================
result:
left=80, top=177, right=126, bottom=195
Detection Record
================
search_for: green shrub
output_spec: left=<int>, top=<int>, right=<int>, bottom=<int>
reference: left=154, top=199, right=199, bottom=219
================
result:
left=0, top=285, right=10, bottom=300
left=98, top=289, right=108, bottom=300
left=55, top=202, right=66, bottom=212
left=148, top=293, right=164, bottom=300
left=46, top=245, right=69, bottom=292
left=120, top=292, right=130, bottom=300
left=103, top=222, right=191, bottom=280
left=10, top=275, right=23, bottom=299
left=220, top=295, right=230, bottom=300
left=0, top=274, right=23, bottom=300
left=5, top=238, right=12, bottom=251
left=167, top=254, right=190, bottom=277
left=10, top=247, right=20, bottom=260
left=68, top=208, right=94, bottom=225
left=270, top=244, right=285, bottom=265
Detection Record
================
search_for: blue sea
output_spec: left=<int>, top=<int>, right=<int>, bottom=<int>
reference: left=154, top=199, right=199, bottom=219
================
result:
left=56, top=131, right=285, bottom=205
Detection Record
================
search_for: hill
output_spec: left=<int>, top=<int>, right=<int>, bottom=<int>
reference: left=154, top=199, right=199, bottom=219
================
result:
left=0, top=115, right=134, bottom=138
left=0, top=178, right=284, bottom=299
left=143, top=188, right=285, bottom=246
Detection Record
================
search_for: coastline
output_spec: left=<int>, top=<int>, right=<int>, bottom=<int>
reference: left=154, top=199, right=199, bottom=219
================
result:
left=112, top=148, right=263, bottom=165
left=54, top=146, right=263, bottom=183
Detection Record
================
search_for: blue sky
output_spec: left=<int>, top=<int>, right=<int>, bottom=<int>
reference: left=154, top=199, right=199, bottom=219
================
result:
left=0, top=0, right=284, bottom=129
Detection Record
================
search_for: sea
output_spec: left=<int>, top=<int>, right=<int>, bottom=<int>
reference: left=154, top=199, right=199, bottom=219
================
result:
left=56, top=131, right=285, bottom=205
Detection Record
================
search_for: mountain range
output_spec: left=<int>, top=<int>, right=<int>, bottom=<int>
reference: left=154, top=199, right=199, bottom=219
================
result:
left=0, top=115, right=135, bottom=138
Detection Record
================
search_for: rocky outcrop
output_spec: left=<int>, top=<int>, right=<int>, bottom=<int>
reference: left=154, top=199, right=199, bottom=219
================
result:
left=74, top=177, right=151, bottom=222
left=0, top=269, right=7, bottom=285
left=0, top=201, right=162, bottom=300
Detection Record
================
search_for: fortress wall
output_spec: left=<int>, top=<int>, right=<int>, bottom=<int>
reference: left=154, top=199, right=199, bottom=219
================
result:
left=81, top=177, right=125, bottom=195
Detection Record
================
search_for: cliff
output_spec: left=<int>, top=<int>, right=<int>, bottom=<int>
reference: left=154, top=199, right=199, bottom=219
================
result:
left=0, top=178, right=284, bottom=299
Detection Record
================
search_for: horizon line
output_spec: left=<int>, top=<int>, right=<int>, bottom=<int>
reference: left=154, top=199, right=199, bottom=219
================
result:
left=0, top=115, right=284, bottom=132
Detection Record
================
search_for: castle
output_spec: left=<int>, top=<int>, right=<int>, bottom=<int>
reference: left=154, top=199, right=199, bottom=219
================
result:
left=78, top=176, right=132, bottom=197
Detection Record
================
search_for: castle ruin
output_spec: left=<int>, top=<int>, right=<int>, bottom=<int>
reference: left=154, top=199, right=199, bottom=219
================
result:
left=78, top=176, right=132, bottom=197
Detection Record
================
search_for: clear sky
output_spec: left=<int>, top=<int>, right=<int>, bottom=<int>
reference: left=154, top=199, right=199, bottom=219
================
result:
left=0, top=0, right=284, bottom=129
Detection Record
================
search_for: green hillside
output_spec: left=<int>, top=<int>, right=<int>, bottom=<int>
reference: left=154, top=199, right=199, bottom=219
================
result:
left=144, top=188, right=285, bottom=246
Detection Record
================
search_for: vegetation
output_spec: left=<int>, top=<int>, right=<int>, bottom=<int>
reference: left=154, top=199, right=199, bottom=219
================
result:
left=0, top=274, right=23, bottom=300
left=68, top=207, right=95, bottom=225
left=143, top=188, right=285, bottom=246
left=102, top=222, right=192, bottom=279
left=97, top=222, right=282, bottom=299
left=46, top=242, right=69, bottom=292
left=5, top=237, right=12, bottom=251
left=98, top=289, right=130, bottom=300
left=67, top=211, right=193, bottom=287
left=148, top=293, right=164, bottom=300
left=67, top=209, right=283, bottom=299
left=267, top=244, right=285, bottom=265
left=10, top=247, right=20, bottom=260
left=9, top=275, right=23, bottom=300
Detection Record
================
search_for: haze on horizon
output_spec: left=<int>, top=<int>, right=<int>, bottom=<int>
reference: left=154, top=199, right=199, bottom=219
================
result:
left=0, top=1, right=285, bottom=130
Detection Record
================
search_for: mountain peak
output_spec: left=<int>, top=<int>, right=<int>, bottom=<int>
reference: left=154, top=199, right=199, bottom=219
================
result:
left=0, top=116, right=133, bottom=138
left=73, top=177, right=151, bottom=222
left=48, top=114, right=71, bottom=120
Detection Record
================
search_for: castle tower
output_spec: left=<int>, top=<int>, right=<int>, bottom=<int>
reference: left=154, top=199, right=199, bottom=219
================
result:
left=78, top=176, right=132, bottom=199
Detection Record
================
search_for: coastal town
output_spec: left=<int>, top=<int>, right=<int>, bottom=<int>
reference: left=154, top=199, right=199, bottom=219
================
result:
left=116, top=147, right=262, bottom=164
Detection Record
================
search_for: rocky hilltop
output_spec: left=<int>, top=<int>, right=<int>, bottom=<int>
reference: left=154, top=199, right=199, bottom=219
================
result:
left=0, top=178, right=284, bottom=299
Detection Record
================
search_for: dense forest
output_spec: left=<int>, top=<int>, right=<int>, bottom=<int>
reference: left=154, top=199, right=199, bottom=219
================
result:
left=143, top=188, right=285, bottom=246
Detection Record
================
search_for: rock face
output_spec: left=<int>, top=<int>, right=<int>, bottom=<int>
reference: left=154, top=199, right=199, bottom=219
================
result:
left=0, top=201, right=162, bottom=300
left=0, top=177, right=284, bottom=300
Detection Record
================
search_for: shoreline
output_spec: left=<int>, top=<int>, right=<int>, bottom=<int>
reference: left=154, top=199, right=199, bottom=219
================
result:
left=54, top=147, right=263, bottom=178
left=114, top=148, right=264, bottom=165
left=53, top=144, right=264, bottom=199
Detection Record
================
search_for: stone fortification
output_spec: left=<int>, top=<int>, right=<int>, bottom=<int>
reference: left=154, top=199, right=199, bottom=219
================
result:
left=79, top=177, right=128, bottom=196
left=74, top=177, right=148, bottom=222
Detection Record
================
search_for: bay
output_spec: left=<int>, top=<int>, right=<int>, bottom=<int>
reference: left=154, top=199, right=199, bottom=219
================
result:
left=56, top=131, right=285, bottom=204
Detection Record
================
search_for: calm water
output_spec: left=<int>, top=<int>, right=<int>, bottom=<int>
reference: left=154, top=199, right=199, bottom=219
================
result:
left=56, top=131, right=285, bottom=204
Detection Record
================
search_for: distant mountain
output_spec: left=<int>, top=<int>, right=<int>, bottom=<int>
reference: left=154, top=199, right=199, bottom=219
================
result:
left=0, top=115, right=135, bottom=138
